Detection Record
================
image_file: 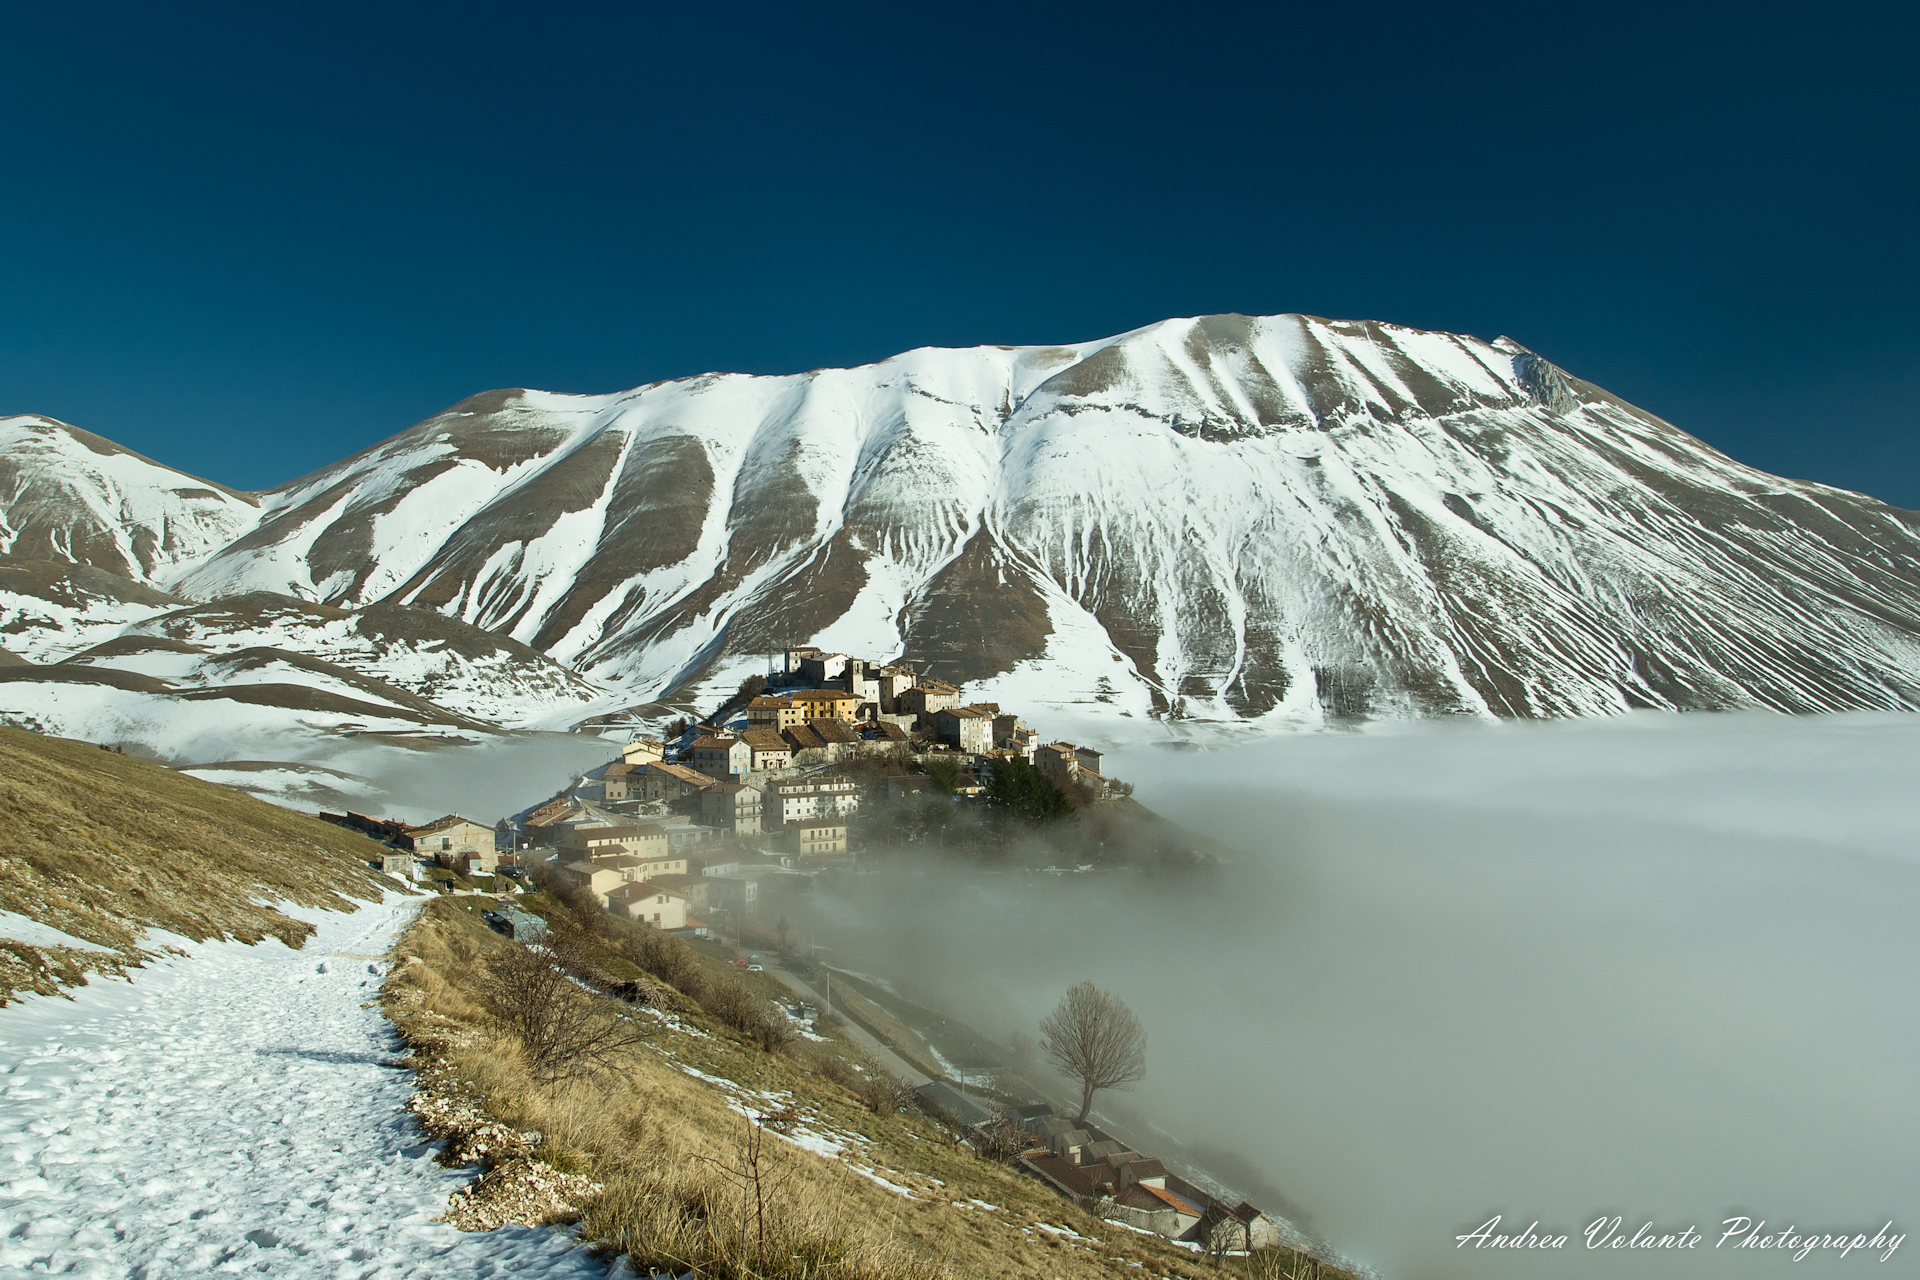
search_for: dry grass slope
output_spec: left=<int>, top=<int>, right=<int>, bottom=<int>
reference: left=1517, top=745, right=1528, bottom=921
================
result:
left=0, top=725, right=399, bottom=1004
left=387, top=897, right=1359, bottom=1280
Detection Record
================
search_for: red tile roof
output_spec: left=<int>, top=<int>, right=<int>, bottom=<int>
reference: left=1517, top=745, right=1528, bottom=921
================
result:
left=1117, top=1183, right=1202, bottom=1217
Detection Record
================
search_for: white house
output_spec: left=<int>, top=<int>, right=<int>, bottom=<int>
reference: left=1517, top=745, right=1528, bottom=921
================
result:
left=407, top=815, right=497, bottom=872
left=764, top=774, right=860, bottom=828
left=608, top=880, right=690, bottom=929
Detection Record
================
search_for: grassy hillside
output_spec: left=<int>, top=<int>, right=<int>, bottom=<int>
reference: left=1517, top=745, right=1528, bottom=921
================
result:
left=388, top=894, right=1354, bottom=1280
left=0, top=725, right=400, bottom=1004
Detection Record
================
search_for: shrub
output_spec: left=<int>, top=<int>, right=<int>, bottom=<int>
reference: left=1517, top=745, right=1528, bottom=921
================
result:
left=528, top=864, right=606, bottom=931
left=701, top=978, right=794, bottom=1053
left=623, top=921, right=708, bottom=1003
left=813, top=1052, right=909, bottom=1115
left=476, top=932, right=649, bottom=1085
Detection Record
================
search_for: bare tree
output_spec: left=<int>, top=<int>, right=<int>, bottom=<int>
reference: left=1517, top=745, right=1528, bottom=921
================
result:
left=1039, top=980, right=1146, bottom=1124
left=693, top=1114, right=796, bottom=1274
left=477, top=932, right=649, bottom=1085
left=1206, top=1204, right=1251, bottom=1264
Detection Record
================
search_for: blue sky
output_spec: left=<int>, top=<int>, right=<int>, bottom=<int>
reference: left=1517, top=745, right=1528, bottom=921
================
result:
left=3, top=2, right=1915, bottom=503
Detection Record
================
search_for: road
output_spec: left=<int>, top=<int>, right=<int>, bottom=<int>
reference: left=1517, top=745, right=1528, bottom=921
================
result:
left=758, top=962, right=932, bottom=1086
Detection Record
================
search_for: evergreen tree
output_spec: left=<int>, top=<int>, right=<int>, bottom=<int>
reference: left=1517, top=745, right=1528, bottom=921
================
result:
left=983, top=757, right=1070, bottom=824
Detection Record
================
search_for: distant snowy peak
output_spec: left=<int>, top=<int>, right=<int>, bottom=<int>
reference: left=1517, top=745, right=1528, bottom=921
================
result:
left=10, top=313, right=1920, bottom=729
left=0, top=416, right=261, bottom=586
left=0, top=556, right=614, bottom=759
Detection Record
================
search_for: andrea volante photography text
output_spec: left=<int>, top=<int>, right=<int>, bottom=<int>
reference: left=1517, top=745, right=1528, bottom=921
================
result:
left=1457, top=1215, right=1906, bottom=1263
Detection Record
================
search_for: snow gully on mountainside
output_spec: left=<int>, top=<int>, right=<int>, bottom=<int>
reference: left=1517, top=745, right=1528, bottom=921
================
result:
left=0, top=898, right=601, bottom=1278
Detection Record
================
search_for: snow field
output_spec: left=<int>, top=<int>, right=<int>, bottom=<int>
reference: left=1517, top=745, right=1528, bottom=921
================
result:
left=0, top=897, right=602, bottom=1278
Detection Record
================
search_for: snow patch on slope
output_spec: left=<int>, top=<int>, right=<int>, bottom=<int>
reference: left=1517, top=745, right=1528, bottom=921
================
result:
left=0, top=896, right=601, bottom=1277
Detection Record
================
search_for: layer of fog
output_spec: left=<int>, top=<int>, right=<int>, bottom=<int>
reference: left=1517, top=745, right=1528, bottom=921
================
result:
left=809, top=712, right=1920, bottom=1278
left=240, top=731, right=617, bottom=824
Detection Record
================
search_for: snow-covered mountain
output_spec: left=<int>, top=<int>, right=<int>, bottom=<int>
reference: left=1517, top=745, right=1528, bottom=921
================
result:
left=0, top=557, right=611, bottom=762
left=0, top=415, right=261, bottom=583
left=10, top=313, right=1920, bottom=743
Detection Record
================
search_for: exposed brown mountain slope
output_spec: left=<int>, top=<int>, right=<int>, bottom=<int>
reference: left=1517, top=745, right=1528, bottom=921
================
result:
left=0, top=726, right=401, bottom=1004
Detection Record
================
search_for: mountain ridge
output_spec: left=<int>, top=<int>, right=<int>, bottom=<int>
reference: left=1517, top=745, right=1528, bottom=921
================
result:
left=7, top=312, right=1920, bottom=751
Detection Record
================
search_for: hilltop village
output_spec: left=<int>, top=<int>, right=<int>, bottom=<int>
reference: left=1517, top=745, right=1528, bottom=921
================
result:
left=309, top=647, right=1308, bottom=1258
left=324, top=642, right=1158, bottom=931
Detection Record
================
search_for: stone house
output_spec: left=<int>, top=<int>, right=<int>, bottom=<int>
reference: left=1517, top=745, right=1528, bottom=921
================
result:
left=866, top=721, right=911, bottom=746
left=746, top=695, right=806, bottom=731
left=690, top=735, right=752, bottom=781
left=607, top=879, right=690, bottom=929
left=841, top=657, right=881, bottom=707
left=933, top=705, right=993, bottom=754
left=875, top=665, right=917, bottom=713
left=620, top=737, right=665, bottom=765
left=1113, top=1183, right=1206, bottom=1239
left=559, top=847, right=690, bottom=903
left=562, top=822, right=671, bottom=864
left=558, top=859, right=631, bottom=902
left=703, top=874, right=759, bottom=918
left=895, top=680, right=960, bottom=724
left=1035, top=742, right=1110, bottom=797
left=602, top=761, right=639, bottom=801
left=740, top=727, right=792, bottom=771
left=376, top=850, right=415, bottom=877
left=787, top=689, right=860, bottom=721
left=516, top=797, right=587, bottom=847
left=764, top=775, right=860, bottom=828
left=812, top=718, right=860, bottom=747
left=795, top=651, right=848, bottom=684
left=787, top=816, right=848, bottom=859
left=648, top=872, right=705, bottom=910
left=700, top=782, right=764, bottom=837
left=781, top=723, right=826, bottom=755
left=1193, top=1201, right=1289, bottom=1251
left=653, top=814, right=722, bottom=853
left=408, top=816, right=497, bottom=872
left=598, top=850, right=692, bottom=881
left=637, top=761, right=715, bottom=803
left=1035, top=742, right=1082, bottom=782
